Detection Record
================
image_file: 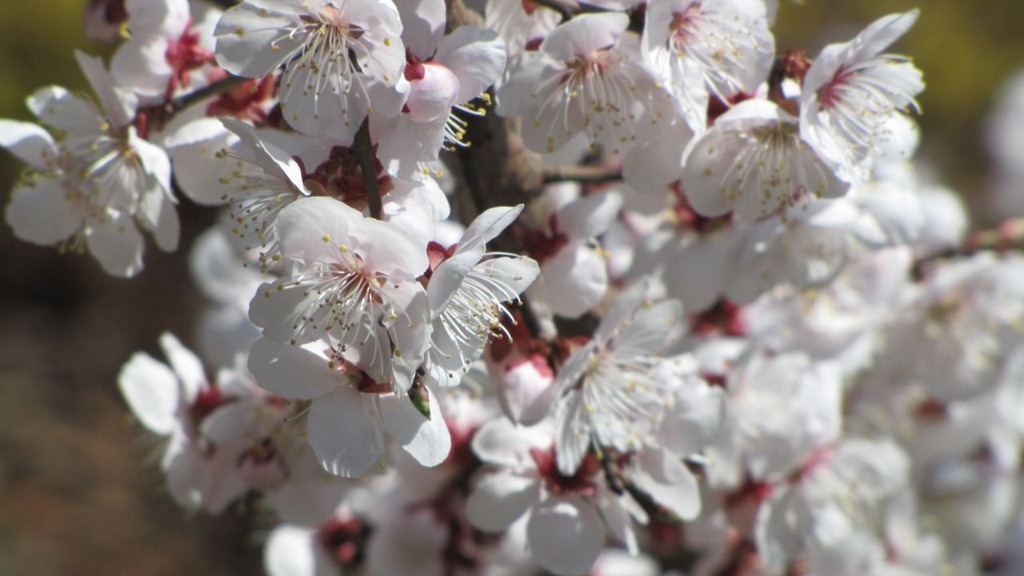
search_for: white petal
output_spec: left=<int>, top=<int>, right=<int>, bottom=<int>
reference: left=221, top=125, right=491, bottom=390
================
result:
left=529, top=245, right=607, bottom=319
left=0, top=120, right=57, bottom=169
left=158, top=332, right=207, bottom=399
left=380, top=387, right=451, bottom=467
left=247, top=337, right=341, bottom=400
left=5, top=179, right=82, bottom=245
left=214, top=3, right=298, bottom=78
left=456, top=204, right=524, bottom=257
left=264, top=525, right=334, bottom=576
left=118, top=351, right=180, bottom=435
left=435, top=26, right=507, bottom=105
left=527, top=496, right=606, bottom=576
left=75, top=50, right=137, bottom=128
left=465, top=471, right=539, bottom=532
left=275, top=197, right=359, bottom=263
left=86, top=213, right=145, bottom=278
left=26, top=86, right=103, bottom=133
left=307, top=388, right=383, bottom=478
left=630, top=448, right=701, bottom=520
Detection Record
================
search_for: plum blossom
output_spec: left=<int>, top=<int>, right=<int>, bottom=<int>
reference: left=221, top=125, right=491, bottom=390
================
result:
left=553, top=280, right=686, bottom=475
left=110, top=0, right=219, bottom=102
left=215, top=0, right=408, bottom=144
left=681, top=99, right=848, bottom=221
left=522, top=184, right=622, bottom=319
left=247, top=336, right=451, bottom=478
left=424, top=205, right=540, bottom=388
left=498, top=12, right=670, bottom=155
left=374, top=0, right=507, bottom=175
left=466, top=419, right=635, bottom=576
left=641, top=0, right=774, bottom=132
left=485, top=0, right=560, bottom=56
left=2, top=52, right=177, bottom=277
left=800, top=10, right=925, bottom=182
left=119, top=333, right=251, bottom=512
left=248, top=197, right=430, bottom=395
left=755, top=438, right=911, bottom=573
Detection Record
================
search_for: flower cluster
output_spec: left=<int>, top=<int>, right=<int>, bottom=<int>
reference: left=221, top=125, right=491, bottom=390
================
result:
left=5, top=0, right=1024, bottom=575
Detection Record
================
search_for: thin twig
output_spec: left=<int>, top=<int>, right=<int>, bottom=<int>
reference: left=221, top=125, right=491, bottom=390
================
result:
left=163, top=74, right=248, bottom=116
left=913, top=218, right=1024, bottom=278
left=353, top=118, right=383, bottom=220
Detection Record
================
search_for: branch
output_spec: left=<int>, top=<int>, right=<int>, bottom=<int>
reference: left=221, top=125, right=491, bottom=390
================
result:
left=542, top=164, right=622, bottom=185
left=163, top=74, right=248, bottom=116
left=913, top=218, right=1024, bottom=277
left=352, top=118, right=383, bottom=220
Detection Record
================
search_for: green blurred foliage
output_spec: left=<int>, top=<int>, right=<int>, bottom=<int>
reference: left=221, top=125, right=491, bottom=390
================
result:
left=0, top=0, right=107, bottom=191
left=775, top=0, right=1024, bottom=214
left=2, top=0, right=1024, bottom=209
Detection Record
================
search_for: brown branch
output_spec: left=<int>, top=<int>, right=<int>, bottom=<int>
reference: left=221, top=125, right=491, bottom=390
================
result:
left=163, top=74, right=248, bottom=117
left=913, top=218, right=1024, bottom=278
left=543, top=164, right=622, bottom=185
left=352, top=118, right=383, bottom=220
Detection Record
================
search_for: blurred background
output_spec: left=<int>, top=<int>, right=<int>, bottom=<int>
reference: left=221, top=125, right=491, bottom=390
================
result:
left=0, top=1, right=1022, bottom=575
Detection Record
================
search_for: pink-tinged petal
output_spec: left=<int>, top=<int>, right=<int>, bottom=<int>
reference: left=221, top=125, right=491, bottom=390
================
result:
left=347, top=216, right=429, bottom=280
left=75, top=50, right=137, bottom=128
left=158, top=332, right=207, bottom=400
left=6, top=179, right=82, bottom=246
left=307, top=388, right=384, bottom=478
left=274, top=197, right=359, bottom=263
left=247, top=337, right=342, bottom=400
left=214, top=3, right=299, bottom=78
left=527, top=496, right=606, bottom=576
left=497, top=355, right=555, bottom=426
left=396, top=0, right=446, bottom=60
left=630, top=448, right=701, bottom=520
left=26, top=86, right=104, bottom=134
left=466, top=471, right=540, bottom=532
left=0, top=120, right=57, bottom=169
left=541, top=13, right=629, bottom=62
left=86, top=213, right=145, bottom=278
left=118, top=351, right=181, bottom=435
left=380, top=387, right=451, bottom=467
left=405, top=64, right=460, bottom=123
left=435, top=26, right=507, bottom=105
left=456, top=205, right=524, bottom=257
left=559, top=191, right=622, bottom=240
